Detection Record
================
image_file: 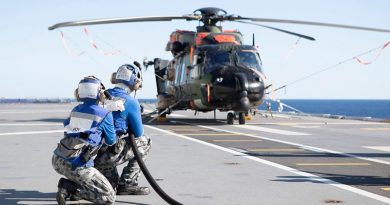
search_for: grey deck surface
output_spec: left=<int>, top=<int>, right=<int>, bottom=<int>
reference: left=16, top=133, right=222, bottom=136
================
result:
left=0, top=103, right=389, bottom=205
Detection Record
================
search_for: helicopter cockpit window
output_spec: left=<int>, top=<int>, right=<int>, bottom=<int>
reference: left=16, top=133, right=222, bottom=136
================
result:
left=236, top=50, right=262, bottom=71
left=179, top=54, right=191, bottom=84
left=204, top=51, right=231, bottom=72
left=189, top=54, right=201, bottom=79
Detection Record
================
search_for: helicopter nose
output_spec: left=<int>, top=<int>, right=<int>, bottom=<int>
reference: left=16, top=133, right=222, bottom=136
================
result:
left=234, top=72, right=249, bottom=91
left=210, top=68, right=264, bottom=111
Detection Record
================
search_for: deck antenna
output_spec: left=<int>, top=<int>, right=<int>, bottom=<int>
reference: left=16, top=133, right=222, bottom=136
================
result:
left=252, top=33, right=255, bottom=46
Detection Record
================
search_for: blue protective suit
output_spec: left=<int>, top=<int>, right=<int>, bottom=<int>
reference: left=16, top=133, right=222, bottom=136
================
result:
left=55, top=102, right=116, bottom=167
left=106, top=87, right=144, bottom=138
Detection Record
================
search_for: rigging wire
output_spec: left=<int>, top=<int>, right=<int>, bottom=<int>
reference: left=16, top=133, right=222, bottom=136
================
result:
left=282, top=37, right=301, bottom=60
left=59, top=30, right=85, bottom=57
left=273, top=41, right=390, bottom=93
left=58, top=30, right=104, bottom=68
left=84, top=27, right=134, bottom=61
left=83, top=27, right=122, bottom=56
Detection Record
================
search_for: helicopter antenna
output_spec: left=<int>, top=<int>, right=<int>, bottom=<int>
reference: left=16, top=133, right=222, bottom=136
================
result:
left=252, top=33, right=255, bottom=47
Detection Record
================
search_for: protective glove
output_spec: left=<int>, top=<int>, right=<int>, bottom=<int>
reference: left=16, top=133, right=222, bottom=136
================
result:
left=103, top=99, right=125, bottom=112
left=135, top=135, right=152, bottom=156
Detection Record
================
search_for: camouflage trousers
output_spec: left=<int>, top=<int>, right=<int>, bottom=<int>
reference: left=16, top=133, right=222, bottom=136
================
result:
left=52, top=155, right=116, bottom=204
left=94, top=135, right=151, bottom=189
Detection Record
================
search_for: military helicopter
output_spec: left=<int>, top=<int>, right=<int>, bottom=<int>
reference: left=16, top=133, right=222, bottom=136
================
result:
left=49, top=7, right=390, bottom=124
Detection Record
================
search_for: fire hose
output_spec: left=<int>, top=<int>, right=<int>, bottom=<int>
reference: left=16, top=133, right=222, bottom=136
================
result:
left=129, top=134, right=183, bottom=205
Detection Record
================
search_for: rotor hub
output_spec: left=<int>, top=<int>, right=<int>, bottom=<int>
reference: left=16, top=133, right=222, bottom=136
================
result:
left=193, top=7, right=227, bottom=26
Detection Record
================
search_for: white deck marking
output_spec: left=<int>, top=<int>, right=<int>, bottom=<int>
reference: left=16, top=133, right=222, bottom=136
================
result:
left=0, top=123, right=62, bottom=126
left=246, top=122, right=385, bottom=125
left=248, top=148, right=304, bottom=152
left=0, top=110, right=69, bottom=114
left=362, top=128, right=390, bottom=131
left=174, top=121, right=390, bottom=166
left=364, top=146, right=390, bottom=152
left=0, top=130, right=64, bottom=136
left=212, top=139, right=262, bottom=142
left=292, top=125, right=321, bottom=128
left=185, top=133, right=241, bottom=136
left=296, top=163, right=371, bottom=166
left=146, top=125, right=390, bottom=204
left=234, top=124, right=311, bottom=136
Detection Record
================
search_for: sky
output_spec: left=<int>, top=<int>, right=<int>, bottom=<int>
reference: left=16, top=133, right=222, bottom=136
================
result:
left=1, top=0, right=389, bottom=99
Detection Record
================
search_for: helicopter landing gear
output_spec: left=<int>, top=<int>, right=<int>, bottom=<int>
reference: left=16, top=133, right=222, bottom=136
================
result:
left=227, top=112, right=234, bottom=124
left=245, top=113, right=252, bottom=120
left=226, top=112, right=246, bottom=125
left=157, top=109, right=168, bottom=122
left=238, top=112, right=246, bottom=125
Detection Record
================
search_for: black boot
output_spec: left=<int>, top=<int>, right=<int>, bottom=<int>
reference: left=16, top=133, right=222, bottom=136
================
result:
left=56, top=178, right=78, bottom=205
left=69, top=194, right=82, bottom=201
left=116, top=184, right=150, bottom=195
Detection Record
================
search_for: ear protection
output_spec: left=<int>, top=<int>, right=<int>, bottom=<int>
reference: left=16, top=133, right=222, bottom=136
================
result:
left=132, top=72, right=142, bottom=91
left=110, top=72, right=117, bottom=84
left=74, top=88, right=80, bottom=101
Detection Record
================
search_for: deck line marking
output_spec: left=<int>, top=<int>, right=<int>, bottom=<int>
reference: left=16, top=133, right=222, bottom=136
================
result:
left=146, top=125, right=390, bottom=204
left=170, top=129, right=210, bottom=131
left=0, top=110, right=69, bottom=114
left=233, top=124, right=311, bottom=136
left=292, top=125, right=321, bottom=128
left=212, top=139, right=262, bottom=142
left=362, top=128, right=390, bottom=131
left=173, top=121, right=390, bottom=166
left=363, top=146, right=390, bottom=152
left=296, top=163, right=371, bottom=166
left=382, top=188, right=390, bottom=191
left=184, top=133, right=241, bottom=136
left=248, top=148, right=304, bottom=152
left=245, top=122, right=385, bottom=125
left=0, top=123, right=62, bottom=126
left=0, top=130, right=64, bottom=136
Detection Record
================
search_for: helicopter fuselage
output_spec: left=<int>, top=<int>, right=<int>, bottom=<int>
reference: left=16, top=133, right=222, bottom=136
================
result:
left=185, top=45, right=265, bottom=112
left=153, top=30, right=266, bottom=117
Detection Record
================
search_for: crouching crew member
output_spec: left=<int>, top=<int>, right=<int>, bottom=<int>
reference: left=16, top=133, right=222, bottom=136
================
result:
left=52, top=76, right=117, bottom=205
left=95, top=64, right=152, bottom=195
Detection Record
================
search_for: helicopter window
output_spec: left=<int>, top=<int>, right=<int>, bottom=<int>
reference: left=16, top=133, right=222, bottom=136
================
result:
left=236, top=50, right=262, bottom=71
left=189, top=55, right=202, bottom=79
left=180, top=54, right=191, bottom=84
left=204, top=51, right=231, bottom=72
left=175, top=58, right=182, bottom=85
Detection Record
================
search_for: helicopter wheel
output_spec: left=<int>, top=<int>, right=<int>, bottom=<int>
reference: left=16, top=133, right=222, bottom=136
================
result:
left=238, top=112, right=246, bottom=125
left=227, top=112, right=234, bottom=125
left=157, top=110, right=168, bottom=122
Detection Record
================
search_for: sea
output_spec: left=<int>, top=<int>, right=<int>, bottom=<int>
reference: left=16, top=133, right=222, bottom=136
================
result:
left=1, top=98, right=389, bottom=120
left=259, top=99, right=390, bottom=120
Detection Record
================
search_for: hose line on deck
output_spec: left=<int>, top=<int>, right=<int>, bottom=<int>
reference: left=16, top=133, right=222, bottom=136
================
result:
left=129, top=134, right=183, bottom=205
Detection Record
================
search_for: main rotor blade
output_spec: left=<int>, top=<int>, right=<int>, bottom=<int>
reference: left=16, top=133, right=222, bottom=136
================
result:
left=49, top=15, right=199, bottom=30
left=236, top=20, right=315, bottom=41
left=235, top=17, right=390, bottom=33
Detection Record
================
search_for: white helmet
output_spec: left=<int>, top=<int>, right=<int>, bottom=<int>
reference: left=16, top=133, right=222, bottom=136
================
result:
left=111, top=64, right=142, bottom=91
left=75, top=76, right=105, bottom=102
